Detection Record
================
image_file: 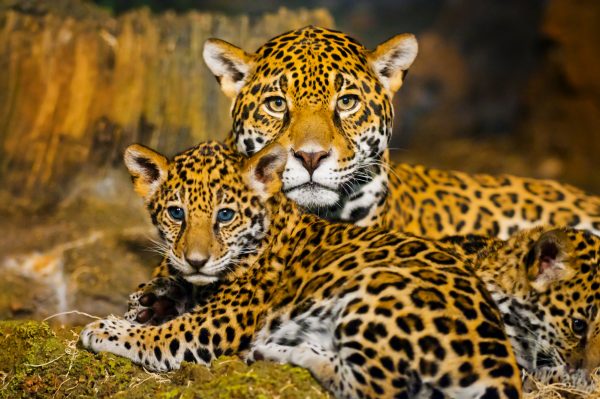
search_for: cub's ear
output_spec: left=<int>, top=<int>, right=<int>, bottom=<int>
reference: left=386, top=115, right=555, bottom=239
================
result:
left=124, top=144, right=169, bottom=201
left=244, top=144, right=287, bottom=200
left=525, top=229, right=575, bottom=292
left=368, top=33, right=418, bottom=96
left=203, top=38, right=255, bottom=99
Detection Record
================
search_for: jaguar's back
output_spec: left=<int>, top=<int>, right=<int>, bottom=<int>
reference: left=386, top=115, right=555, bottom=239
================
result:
left=385, top=163, right=600, bottom=239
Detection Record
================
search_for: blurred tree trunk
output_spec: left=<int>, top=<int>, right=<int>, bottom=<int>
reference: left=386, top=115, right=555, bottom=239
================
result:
left=0, top=0, right=333, bottom=209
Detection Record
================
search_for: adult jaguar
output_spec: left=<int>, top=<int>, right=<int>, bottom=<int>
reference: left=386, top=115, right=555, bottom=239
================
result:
left=83, top=141, right=522, bottom=399
left=202, top=25, right=600, bottom=237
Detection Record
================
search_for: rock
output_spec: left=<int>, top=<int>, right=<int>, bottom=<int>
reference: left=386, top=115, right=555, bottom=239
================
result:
left=0, top=169, right=160, bottom=324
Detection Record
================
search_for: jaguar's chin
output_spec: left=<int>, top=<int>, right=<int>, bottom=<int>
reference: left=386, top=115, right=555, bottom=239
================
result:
left=183, top=272, right=220, bottom=285
left=284, top=182, right=340, bottom=208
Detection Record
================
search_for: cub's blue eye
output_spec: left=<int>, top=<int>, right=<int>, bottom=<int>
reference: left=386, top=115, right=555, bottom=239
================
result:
left=217, top=208, right=235, bottom=223
left=167, top=206, right=185, bottom=221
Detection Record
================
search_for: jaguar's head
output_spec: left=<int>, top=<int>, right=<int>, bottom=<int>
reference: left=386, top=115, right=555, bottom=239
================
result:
left=203, top=26, right=417, bottom=211
left=124, top=142, right=283, bottom=285
left=481, top=227, right=600, bottom=385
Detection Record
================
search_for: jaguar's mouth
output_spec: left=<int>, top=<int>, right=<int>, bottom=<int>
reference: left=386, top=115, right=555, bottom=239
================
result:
left=283, top=181, right=337, bottom=193
left=182, top=259, right=225, bottom=284
left=284, top=182, right=340, bottom=207
left=183, top=271, right=220, bottom=285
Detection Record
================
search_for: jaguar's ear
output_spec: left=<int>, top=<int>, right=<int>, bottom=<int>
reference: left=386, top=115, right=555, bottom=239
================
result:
left=368, top=33, right=418, bottom=96
left=124, top=144, right=169, bottom=201
left=203, top=38, right=256, bottom=99
left=525, top=229, right=575, bottom=292
left=244, top=144, right=287, bottom=200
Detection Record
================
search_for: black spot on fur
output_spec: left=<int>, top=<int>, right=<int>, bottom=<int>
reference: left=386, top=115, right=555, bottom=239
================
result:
left=184, top=349, right=196, bottom=362
left=169, top=339, right=180, bottom=356
left=481, top=388, right=500, bottom=399
left=199, top=328, right=210, bottom=345
left=450, top=340, right=474, bottom=357
left=479, top=342, right=509, bottom=357
left=197, top=347, right=212, bottom=363
left=476, top=322, right=506, bottom=340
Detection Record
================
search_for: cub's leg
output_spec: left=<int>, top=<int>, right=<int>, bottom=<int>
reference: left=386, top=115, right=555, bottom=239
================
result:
left=84, top=283, right=259, bottom=371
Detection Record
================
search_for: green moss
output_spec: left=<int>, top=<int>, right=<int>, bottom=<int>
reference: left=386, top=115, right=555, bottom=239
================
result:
left=0, top=320, right=329, bottom=398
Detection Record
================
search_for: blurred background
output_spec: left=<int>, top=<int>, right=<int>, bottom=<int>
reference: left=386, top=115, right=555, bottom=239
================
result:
left=0, top=0, right=598, bottom=324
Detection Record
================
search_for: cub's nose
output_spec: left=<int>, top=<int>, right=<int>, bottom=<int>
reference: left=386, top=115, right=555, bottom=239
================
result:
left=293, top=150, right=330, bottom=175
left=185, top=257, right=208, bottom=270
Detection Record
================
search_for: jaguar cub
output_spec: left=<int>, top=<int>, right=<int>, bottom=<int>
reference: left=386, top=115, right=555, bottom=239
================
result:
left=438, top=229, right=600, bottom=392
left=82, top=142, right=522, bottom=399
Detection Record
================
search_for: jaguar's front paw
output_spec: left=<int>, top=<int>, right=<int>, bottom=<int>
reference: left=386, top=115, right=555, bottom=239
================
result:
left=80, top=316, right=134, bottom=354
left=80, top=316, right=172, bottom=371
left=247, top=342, right=292, bottom=364
left=125, top=277, right=193, bottom=325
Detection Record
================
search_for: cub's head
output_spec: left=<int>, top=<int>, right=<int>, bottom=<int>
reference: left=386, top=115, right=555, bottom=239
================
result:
left=203, top=26, right=417, bottom=211
left=124, top=142, right=286, bottom=284
left=484, top=227, right=600, bottom=384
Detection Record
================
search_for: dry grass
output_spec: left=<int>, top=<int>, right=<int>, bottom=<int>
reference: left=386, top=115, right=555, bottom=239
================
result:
left=524, top=369, right=600, bottom=399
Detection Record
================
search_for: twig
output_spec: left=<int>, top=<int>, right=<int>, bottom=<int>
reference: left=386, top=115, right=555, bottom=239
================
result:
left=24, top=354, right=65, bottom=368
left=53, top=377, right=71, bottom=399
left=43, top=310, right=102, bottom=322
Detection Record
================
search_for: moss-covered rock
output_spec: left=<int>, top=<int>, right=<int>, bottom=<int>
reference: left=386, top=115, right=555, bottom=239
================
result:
left=0, top=320, right=330, bottom=399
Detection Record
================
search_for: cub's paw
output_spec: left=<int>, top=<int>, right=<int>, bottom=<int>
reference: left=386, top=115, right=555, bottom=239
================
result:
left=248, top=341, right=336, bottom=382
left=247, top=342, right=293, bottom=364
left=80, top=316, right=174, bottom=372
left=80, top=316, right=135, bottom=354
left=125, top=277, right=193, bottom=325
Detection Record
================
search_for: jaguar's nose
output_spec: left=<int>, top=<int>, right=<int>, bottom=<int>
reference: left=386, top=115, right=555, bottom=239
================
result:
left=185, top=257, right=208, bottom=270
left=292, top=150, right=330, bottom=175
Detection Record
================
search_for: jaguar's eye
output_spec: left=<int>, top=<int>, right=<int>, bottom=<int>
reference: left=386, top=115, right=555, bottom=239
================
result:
left=336, top=95, right=359, bottom=113
left=264, top=96, right=287, bottom=114
left=217, top=208, right=235, bottom=223
left=572, top=318, right=588, bottom=335
left=167, top=206, right=185, bottom=221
